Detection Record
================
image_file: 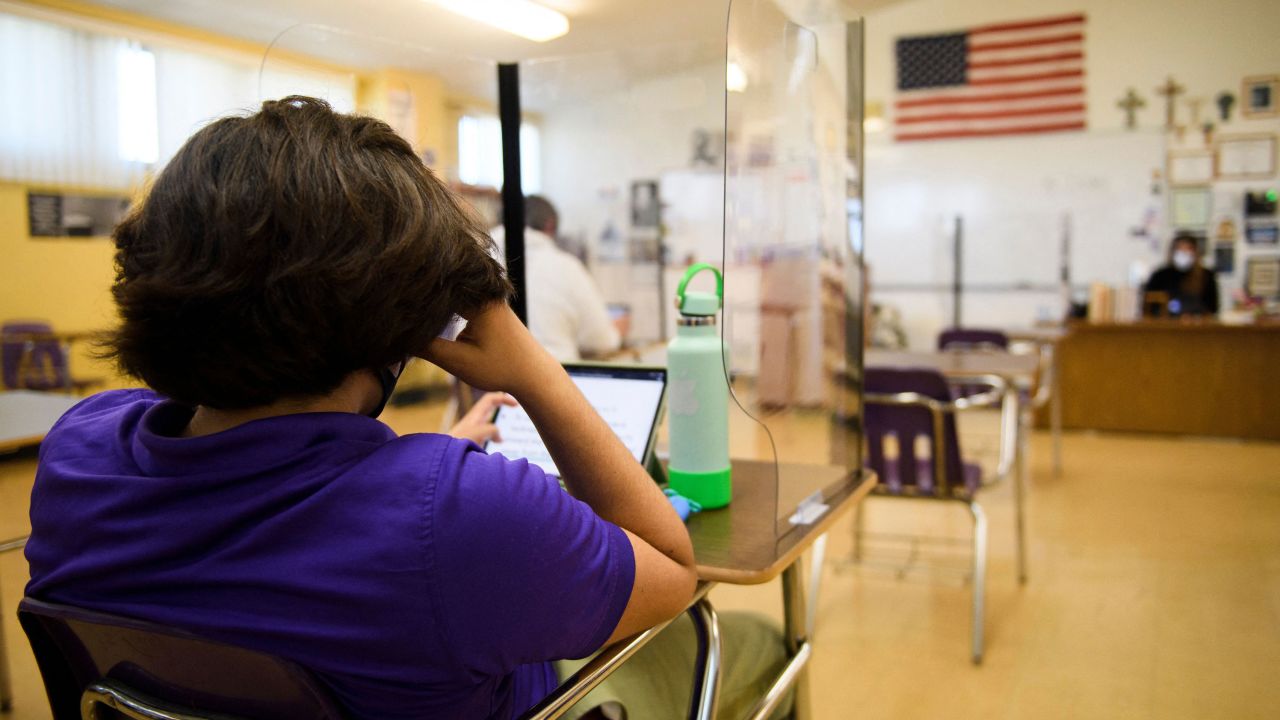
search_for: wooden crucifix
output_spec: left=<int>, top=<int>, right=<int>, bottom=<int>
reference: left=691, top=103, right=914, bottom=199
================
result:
left=1117, top=88, right=1146, bottom=130
left=1184, top=97, right=1208, bottom=127
left=1155, top=76, right=1185, bottom=129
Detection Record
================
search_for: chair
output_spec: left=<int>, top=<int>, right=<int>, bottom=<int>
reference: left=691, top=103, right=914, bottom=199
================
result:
left=936, top=328, right=1009, bottom=401
left=936, top=328, right=1009, bottom=352
left=17, top=597, right=347, bottom=720
left=858, top=367, right=1026, bottom=664
left=0, top=321, right=100, bottom=393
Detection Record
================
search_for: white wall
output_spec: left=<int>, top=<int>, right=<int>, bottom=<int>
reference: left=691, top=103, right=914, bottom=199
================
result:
left=861, top=0, right=1280, bottom=347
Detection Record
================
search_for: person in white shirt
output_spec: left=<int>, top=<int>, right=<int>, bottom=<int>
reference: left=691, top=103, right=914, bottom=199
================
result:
left=491, top=196, right=625, bottom=361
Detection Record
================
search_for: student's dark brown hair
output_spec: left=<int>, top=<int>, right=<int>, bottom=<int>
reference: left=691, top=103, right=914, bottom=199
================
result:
left=106, top=96, right=511, bottom=409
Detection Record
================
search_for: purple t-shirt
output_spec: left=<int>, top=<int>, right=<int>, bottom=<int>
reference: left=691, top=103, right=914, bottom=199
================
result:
left=25, top=390, right=635, bottom=719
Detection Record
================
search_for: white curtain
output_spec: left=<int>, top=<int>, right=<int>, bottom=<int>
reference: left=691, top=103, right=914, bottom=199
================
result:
left=155, top=47, right=357, bottom=163
left=0, top=13, right=147, bottom=189
left=0, top=9, right=358, bottom=188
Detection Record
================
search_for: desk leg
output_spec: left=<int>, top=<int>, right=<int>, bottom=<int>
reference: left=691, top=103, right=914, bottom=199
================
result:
left=805, top=534, right=827, bottom=638
left=782, top=563, right=811, bottom=720
left=686, top=599, right=721, bottom=720
left=1050, top=344, right=1063, bottom=478
left=1012, top=391, right=1029, bottom=585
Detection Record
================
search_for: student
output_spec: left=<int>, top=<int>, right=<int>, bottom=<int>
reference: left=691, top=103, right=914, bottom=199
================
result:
left=490, top=196, right=625, bottom=360
left=1143, top=234, right=1220, bottom=317
left=23, top=97, right=697, bottom=719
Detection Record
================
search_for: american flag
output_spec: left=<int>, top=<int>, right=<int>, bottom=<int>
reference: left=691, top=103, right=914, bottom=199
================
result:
left=894, top=14, right=1086, bottom=142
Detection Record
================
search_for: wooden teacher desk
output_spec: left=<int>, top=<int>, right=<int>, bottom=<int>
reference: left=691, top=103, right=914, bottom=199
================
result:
left=1054, top=321, right=1280, bottom=441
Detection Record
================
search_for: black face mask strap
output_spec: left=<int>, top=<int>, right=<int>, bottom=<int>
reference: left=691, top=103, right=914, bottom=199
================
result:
left=367, top=361, right=406, bottom=419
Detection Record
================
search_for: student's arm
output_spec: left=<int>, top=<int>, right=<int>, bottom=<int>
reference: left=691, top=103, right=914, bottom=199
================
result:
left=424, top=303, right=697, bottom=644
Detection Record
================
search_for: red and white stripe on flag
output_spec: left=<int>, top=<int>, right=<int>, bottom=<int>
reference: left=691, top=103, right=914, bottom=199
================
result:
left=894, top=14, right=1087, bottom=142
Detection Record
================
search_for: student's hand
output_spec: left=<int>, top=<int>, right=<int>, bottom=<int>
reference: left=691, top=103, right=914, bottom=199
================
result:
left=422, top=302, right=559, bottom=396
left=448, top=392, right=517, bottom=445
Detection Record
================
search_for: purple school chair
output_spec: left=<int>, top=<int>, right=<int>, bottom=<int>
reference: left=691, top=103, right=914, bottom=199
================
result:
left=17, top=597, right=347, bottom=720
left=937, top=328, right=1011, bottom=400
left=936, top=327, right=1009, bottom=352
left=860, top=366, right=1026, bottom=664
left=1, top=321, right=100, bottom=393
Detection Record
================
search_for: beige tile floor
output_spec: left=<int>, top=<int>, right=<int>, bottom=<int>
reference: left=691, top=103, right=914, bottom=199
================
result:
left=2, top=420, right=1278, bottom=719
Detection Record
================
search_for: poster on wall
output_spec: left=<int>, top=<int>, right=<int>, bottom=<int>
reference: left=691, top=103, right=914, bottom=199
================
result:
left=27, top=192, right=130, bottom=238
left=1245, top=256, right=1280, bottom=298
left=1170, top=187, right=1212, bottom=228
left=1213, top=243, right=1235, bottom=273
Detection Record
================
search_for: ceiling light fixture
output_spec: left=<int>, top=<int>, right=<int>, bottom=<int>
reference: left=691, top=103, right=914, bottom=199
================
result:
left=426, top=0, right=570, bottom=43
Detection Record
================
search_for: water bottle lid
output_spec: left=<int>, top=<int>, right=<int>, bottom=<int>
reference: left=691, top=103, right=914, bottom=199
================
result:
left=676, top=263, right=723, bottom=316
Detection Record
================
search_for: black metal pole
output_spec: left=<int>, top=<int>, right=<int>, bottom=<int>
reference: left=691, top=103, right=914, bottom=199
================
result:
left=498, top=63, right=527, bottom=325
left=952, top=216, right=963, bottom=328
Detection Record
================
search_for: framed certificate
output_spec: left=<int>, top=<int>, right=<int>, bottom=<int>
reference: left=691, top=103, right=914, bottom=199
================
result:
left=1243, top=75, right=1279, bottom=118
left=1216, top=134, right=1277, bottom=179
left=1167, top=151, right=1215, bottom=185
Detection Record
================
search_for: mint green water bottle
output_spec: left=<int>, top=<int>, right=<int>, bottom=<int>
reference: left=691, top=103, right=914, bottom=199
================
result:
left=667, top=263, right=732, bottom=509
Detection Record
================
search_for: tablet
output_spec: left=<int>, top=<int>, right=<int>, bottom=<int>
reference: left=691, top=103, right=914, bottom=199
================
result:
left=484, top=364, right=667, bottom=479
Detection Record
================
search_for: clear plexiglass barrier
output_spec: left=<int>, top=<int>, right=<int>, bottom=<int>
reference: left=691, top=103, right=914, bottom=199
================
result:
left=259, top=0, right=864, bottom=550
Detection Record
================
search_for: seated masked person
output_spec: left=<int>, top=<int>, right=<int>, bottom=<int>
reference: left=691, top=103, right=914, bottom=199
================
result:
left=1143, top=233, right=1220, bottom=317
left=23, top=97, right=700, bottom=720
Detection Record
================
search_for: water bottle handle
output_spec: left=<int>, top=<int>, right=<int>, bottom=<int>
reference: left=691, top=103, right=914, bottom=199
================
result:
left=676, top=263, right=723, bottom=308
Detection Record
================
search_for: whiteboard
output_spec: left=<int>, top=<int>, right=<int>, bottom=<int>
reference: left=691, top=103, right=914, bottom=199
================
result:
left=864, top=130, right=1167, bottom=290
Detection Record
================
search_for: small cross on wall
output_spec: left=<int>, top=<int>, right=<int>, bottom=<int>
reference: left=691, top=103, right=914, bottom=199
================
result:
left=1117, top=88, right=1146, bottom=130
left=1155, top=76, right=1186, bottom=129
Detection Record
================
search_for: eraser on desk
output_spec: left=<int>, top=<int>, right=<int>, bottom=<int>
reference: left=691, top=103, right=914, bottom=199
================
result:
left=669, top=495, right=692, bottom=521
left=664, top=488, right=702, bottom=522
left=439, top=315, right=468, bottom=341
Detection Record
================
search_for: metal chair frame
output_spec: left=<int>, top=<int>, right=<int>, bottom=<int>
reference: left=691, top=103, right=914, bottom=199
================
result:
left=9, top=555, right=720, bottom=720
left=857, top=372, right=1026, bottom=664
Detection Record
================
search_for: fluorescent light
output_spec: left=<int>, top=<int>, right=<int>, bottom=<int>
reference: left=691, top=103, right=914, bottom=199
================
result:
left=727, top=61, right=748, bottom=93
left=427, top=0, right=569, bottom=42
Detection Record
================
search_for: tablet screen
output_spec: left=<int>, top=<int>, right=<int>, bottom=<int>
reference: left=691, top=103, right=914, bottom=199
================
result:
left=485, top=366, right=666, bottom=478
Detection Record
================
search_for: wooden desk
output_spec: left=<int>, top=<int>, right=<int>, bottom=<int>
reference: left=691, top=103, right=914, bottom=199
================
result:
left=1055, top=321, right=1280, bottom=440
left=527, top=462, right=876, bottom=720
left=0, top=391, right=82, bottom=454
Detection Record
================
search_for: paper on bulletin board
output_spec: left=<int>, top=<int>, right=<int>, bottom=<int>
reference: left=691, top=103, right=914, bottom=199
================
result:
left=1170, top=187, right=1212, bottom=228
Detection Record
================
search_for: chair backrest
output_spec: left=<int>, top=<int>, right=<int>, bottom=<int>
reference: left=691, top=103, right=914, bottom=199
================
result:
left=17, top=597, right=347, bottom=720
left=863, top=367, right=964, bottom=496
left=936, top=328, right=1009, bottom=352
left=1, top=320, right=67, bottom=390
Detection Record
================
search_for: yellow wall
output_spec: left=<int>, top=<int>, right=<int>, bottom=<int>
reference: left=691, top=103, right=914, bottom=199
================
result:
left=0, top=182, right=128, bottom=385
left=359, top=68, right=456, bottom=174
left=1, top=1, right=475, bottom=393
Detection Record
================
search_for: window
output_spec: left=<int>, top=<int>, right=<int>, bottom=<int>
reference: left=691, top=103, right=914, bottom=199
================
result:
left=0, top=9, right=356, bottom=189
left=458, top=113, right=541, bottom=192
left=117, top=44, right=159, bottom=164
